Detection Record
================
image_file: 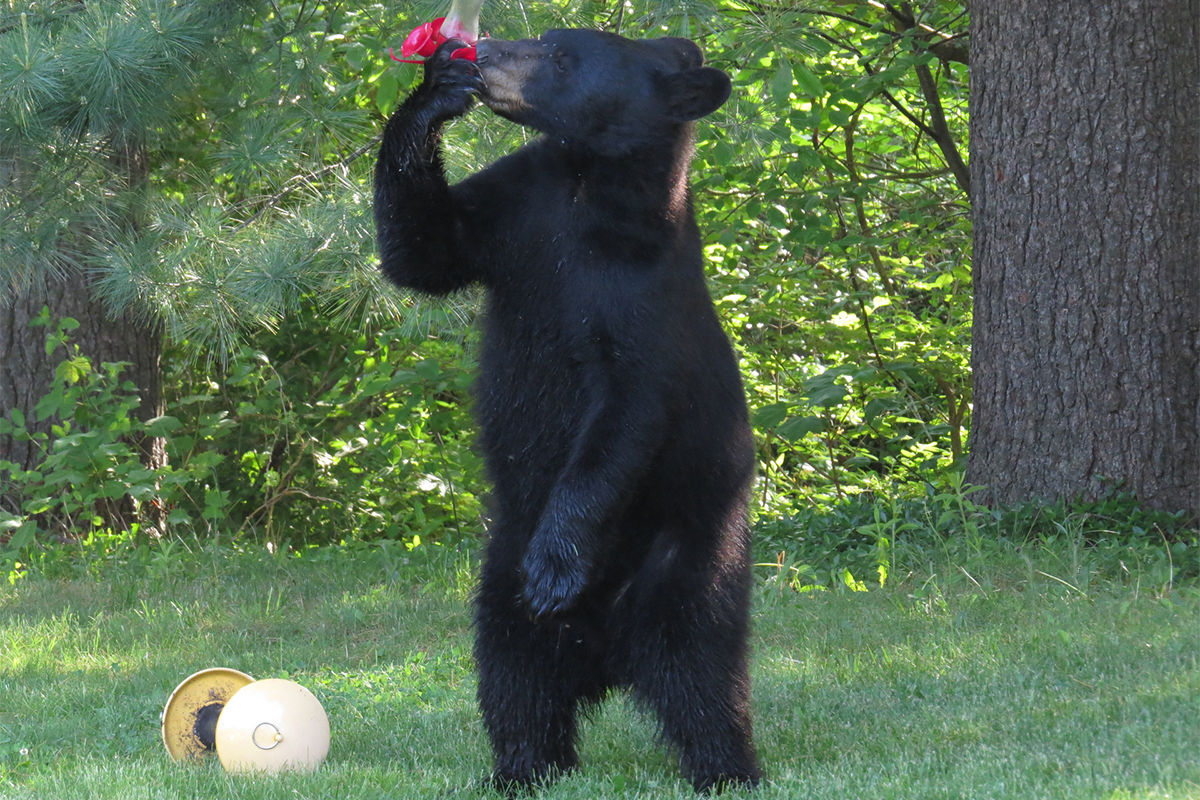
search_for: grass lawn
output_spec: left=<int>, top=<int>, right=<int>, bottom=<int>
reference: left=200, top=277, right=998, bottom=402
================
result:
left=0, top=536, right=1196, bottom=799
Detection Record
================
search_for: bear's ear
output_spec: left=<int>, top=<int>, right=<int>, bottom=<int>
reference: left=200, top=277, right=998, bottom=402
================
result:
left=659, top=67, right=732, bottom=122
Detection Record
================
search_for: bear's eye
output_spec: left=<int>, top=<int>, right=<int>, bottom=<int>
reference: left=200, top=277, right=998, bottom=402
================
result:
left=552, top=48, right=569, bottom=72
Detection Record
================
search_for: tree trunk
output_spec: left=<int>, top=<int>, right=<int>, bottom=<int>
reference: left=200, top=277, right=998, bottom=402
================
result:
left=0, top=276, right=164, bottom=515
left=968, top=0, right=1200, bottom=515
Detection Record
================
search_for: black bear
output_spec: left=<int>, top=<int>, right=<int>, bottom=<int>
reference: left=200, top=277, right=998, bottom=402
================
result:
left=374, top=29, right=760, bottom=793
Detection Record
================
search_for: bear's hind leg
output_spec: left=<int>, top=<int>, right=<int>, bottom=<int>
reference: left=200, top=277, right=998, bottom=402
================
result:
left=634, top=638, right=760, bottom=793
left=620, top=545, right=761, bottom=792
left=476, top=559, right=607, bottom=792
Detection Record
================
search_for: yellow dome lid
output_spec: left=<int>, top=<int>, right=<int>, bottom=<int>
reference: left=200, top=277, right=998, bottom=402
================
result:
left=161, top=668, right=255, bottom=762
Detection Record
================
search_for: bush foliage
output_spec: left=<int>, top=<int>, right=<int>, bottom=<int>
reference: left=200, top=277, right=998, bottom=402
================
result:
left=1, top=2, right=1192, bottom=577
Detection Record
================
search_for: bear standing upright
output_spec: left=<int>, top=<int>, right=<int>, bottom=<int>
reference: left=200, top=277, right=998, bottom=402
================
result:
left=374, top=29, right=760, bottom=793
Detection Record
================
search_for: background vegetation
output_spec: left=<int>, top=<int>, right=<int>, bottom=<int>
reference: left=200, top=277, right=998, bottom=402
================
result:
left=0, top=0, right=1191, bottom=595
left=0, top=0, right=985, bottom=553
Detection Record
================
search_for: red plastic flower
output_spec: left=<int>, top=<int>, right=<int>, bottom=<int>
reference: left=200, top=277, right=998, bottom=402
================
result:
left=402, top=17, right=446, bottom=58
left=389, top=17, right=477, bottom=64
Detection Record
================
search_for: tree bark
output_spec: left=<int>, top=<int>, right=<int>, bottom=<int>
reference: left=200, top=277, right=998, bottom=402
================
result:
left=968, top=0, right=1200, bottom=515
left=0, top=276, right=164, bottom=511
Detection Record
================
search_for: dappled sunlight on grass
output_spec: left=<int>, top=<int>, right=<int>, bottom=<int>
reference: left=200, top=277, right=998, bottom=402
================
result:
left=0, top=538, right=1196, bottom=798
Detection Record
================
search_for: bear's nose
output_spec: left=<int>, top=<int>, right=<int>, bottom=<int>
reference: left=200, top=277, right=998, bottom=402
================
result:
left=474, top=40, right=493, bottom=64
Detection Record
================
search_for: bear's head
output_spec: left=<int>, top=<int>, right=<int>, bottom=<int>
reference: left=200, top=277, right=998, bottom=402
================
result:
left=475, top=30, right=731, bottom=156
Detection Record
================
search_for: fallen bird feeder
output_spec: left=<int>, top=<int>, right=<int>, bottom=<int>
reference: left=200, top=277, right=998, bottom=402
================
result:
left=162, top=669, right=329, bottom=774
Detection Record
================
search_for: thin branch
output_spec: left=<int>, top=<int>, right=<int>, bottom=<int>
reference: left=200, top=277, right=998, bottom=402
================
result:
left=730, top=0, right=878, bottom=29
left=914, top=60, right=970, bottom=193
left=807, top=29, right=942, bottom=140
left=873, top=0, right=970, bottom=64
left=728, top=0, right=968, bottom=64
left=877, top=85, right=940, bottom=139
left=232, top=133, right=382, bottom=232
left=844, top=110, right=896, bottom=294
left=864, top=165, right=953, bottom=181
left=798, top=8, right=877, bottom=28
left=849, top=4, right=971, bottom=193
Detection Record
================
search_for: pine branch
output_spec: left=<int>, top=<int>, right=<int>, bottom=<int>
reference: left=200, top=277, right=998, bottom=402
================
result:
left=232, top=134, right=382, bottom=233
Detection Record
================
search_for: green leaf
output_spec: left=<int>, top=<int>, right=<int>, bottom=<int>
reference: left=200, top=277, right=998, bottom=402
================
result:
left=54, top=356, right=91, bottom=385
left=828, top=107, right=851, bottom=127
left=842, top=569, right=868, bottom=592
left=376, top=72, right=399, bottom=115
left=202, top=488, right=230, bottom=520
left=143, top=415, right=182, bottom=437
left=805, top=382, right=848, bottom=409
left=358, top=372, right=394, bottom=398
left=342, top=42, right=369, bottom=71
left=792, top=62, right=825, bottom=99
left=414, top=359, right=441, bottom=381
left=802, top=368, right=855, bottom=412
left=754, top=402, right=792, bottom=429
left=127, top=481, right=159, bottom=501
left=776, top=416, right=826, bottom=442
left=7, top=520, right=37, bottom=551
left=851, top=366, right=878, bottom=382
left=22, top=497, right=53, bottom=516
left=187, top=451, right=224, bottom=471
left=124, top=467, right=157, bottom=483
left=771, top=57, right=793, bottom=106
left=864, top=398, right=898, bottom=423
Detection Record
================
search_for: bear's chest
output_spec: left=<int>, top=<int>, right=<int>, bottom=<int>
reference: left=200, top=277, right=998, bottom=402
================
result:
left=468, top=149, right=675, bottom=282
left=481, top=261, right=633, bottom=377
left=472, top=250, right=654, bottom=448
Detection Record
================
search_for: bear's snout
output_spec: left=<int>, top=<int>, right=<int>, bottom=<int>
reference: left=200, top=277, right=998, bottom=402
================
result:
left=473, top=38, right=495, bottom=64
left=474, top=39, right=535, bottom=116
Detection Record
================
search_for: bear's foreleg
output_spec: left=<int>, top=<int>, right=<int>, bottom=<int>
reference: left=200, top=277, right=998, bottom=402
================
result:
left=374, top=40, right=486, bottom=295
left=523, top=370, right=669, bottom=617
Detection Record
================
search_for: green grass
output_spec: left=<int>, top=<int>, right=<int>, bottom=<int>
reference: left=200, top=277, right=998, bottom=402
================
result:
left=0, top=533, right=1197, bottom=799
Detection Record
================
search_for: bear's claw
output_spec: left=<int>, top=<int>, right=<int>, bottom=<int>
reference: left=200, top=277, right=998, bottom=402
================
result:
left=521, top=534, right=589, bottom=618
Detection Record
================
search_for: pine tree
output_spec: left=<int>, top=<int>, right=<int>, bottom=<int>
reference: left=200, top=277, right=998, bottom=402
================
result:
left=968, top=0, right=1198, bottom=514
left=0, top=1, right=399, bottom=474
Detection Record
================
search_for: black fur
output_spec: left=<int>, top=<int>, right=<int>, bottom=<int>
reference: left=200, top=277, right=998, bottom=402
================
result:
left=374, top=30, right=759, bottom=793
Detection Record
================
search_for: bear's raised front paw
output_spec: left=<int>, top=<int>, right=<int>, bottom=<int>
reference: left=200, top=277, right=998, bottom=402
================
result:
left=522, top=533, right=589, bottom=618
left=420, top=39, right=484, bottom=121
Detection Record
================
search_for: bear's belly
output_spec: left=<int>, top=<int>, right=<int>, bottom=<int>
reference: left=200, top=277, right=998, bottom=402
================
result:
left=472, top=304, right=590, bottom=519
